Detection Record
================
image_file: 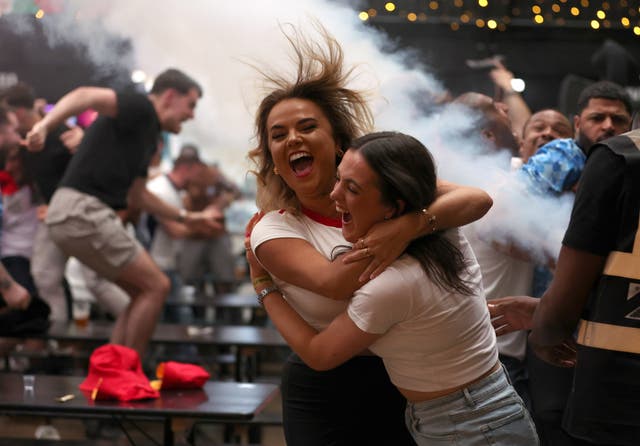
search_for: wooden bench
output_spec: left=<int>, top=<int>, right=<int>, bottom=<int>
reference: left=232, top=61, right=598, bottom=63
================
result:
left=164, top=292, right=265, bottom=325
left=2, top=321, right=289, bottom=382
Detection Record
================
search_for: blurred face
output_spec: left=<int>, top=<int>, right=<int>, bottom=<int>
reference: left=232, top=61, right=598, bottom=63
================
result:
left=266, top=98, right=340, bottom=204
left=487, top=101, right=519, bottom=152
left=574, top=98, right=631, bottom=151
left=520, top=110, right=573, bottom=161
left=0, top=112, right=22, bottom=151
left=185, top=164, right=212, bottom=199
left=4, top=147, right=23, bottom=183
left=161, top=87, right=199, bottom=133
left=330, top=149, right=395, bottom=243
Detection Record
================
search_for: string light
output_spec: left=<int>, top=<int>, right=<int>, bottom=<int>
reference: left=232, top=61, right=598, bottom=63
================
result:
left=353, top=1, right=639, bottom=37
left=35, top=9, right=44, bottom=19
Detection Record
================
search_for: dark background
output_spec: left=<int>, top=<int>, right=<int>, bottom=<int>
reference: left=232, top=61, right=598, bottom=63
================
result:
left=1, top=2, right=639, bottom=116
left=369, top=20, right=640, bottom=115
left=0, top=16, right=133, bottom=102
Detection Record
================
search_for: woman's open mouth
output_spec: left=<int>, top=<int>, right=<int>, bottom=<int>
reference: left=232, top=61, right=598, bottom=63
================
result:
left=289, top=151, right=314, bottom=177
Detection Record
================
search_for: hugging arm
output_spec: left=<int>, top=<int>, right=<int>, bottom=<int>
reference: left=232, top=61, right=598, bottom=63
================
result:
left=343, top=180, right=493, bottom=281
left=252, top=181, right=492, bottom=299
left=248, top=247, right=379, bottom=369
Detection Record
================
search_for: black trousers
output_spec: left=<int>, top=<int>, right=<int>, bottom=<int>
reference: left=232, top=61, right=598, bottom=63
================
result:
left=281, top=353, right=416, bottom=446
left=0, top=256, right=50, bottom=335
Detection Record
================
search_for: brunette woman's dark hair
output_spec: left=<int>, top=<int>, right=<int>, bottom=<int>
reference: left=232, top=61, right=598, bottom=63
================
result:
left=351, top=131, right=474, bottom=295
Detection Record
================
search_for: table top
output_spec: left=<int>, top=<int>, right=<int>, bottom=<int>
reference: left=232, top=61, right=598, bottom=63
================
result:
left=0, top=374, right=279, bottom=420
left=43, top=321, right=287, bottom=348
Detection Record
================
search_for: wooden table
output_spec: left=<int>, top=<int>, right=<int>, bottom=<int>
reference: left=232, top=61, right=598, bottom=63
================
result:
left=0, top=373, right=279, bottom=445
left=42, top=320, right=286, bottom=349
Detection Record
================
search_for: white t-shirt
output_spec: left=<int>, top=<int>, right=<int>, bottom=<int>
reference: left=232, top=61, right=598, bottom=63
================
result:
left=251, top=209, right=349, bottom=331
left=1, top=186, right=38, bottom=259
left=146, top=175, right=183, bottom=271
left=464, top=224, right=534, bottom=361
left=348, top=229, right=499, bottom=392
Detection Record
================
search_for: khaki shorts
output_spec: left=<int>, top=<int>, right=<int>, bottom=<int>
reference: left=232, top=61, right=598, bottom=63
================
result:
left=46, top=188, right=142, bottom=281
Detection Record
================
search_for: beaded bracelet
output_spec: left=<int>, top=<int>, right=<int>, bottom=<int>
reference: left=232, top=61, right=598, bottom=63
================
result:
left=257, top=285, right=280, bottom=306
left=419, top=208, right=437, bottom=233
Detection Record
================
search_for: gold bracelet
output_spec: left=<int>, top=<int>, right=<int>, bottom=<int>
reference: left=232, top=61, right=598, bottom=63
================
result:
left=252, top=275, right=273, bottom=287
left=419, top=208, right=437, bottom=233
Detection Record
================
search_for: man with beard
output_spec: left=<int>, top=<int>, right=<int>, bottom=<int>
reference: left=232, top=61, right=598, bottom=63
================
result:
left=520, top=81, right=632, bottom=196
left=498, top=81, right=633, bottom=446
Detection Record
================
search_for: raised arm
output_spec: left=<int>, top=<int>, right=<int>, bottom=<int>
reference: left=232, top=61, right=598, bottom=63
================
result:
left=26, top=87, right=117, bottom=151
left=252, top=181, right=492, bottom=299
left=343, top=180, right=493, bottom=281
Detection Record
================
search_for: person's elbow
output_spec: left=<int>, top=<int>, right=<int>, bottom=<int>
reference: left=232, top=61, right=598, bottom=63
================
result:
left=299, top=347, right=344, bottom=371
left=305, top=355, right=340, bottom=372
left=477, top=191, right=493, bottom=217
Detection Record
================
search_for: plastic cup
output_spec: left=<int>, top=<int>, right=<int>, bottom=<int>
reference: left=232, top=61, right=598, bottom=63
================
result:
left=72, top=299, right=91, bottom=328
left=23, top=374, right=35, bottom=392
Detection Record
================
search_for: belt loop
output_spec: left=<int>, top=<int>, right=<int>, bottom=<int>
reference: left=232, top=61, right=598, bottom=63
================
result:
left=463, top=387, right=475, bottom=407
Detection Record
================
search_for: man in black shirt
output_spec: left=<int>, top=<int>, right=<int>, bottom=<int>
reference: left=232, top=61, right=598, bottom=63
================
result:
left=3, top=82, right=129, bottom=323
left=26, top=69, right=219, bottom=356
left=489, top=122, right=640, bottom=445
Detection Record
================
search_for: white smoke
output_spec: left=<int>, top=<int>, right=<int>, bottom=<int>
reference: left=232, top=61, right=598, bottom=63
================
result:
left=2, top=0, right=573, bottom=262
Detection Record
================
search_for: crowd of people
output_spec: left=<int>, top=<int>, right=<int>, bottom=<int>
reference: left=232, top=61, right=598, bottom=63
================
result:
left=0, top=20, right=638, bottom=446
left=0, top=72, right=241, bottom=357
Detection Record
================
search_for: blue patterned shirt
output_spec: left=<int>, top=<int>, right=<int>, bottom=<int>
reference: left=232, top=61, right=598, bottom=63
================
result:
left=519, top=138, right=586, bottom=195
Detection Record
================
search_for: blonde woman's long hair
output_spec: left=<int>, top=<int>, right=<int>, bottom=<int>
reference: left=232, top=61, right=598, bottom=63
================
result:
left=248, top=22, right=373, bottom=213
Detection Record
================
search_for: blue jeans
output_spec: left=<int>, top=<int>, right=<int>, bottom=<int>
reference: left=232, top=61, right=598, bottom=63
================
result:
left=405, top=367, right=539, bottom=445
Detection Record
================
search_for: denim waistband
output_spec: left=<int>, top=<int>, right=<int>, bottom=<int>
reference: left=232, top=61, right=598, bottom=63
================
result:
left=408, top=365, right=509, bottom=410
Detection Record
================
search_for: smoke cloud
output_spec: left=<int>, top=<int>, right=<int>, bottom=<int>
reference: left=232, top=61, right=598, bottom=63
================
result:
left=2, top=0, right=573, bottom=262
